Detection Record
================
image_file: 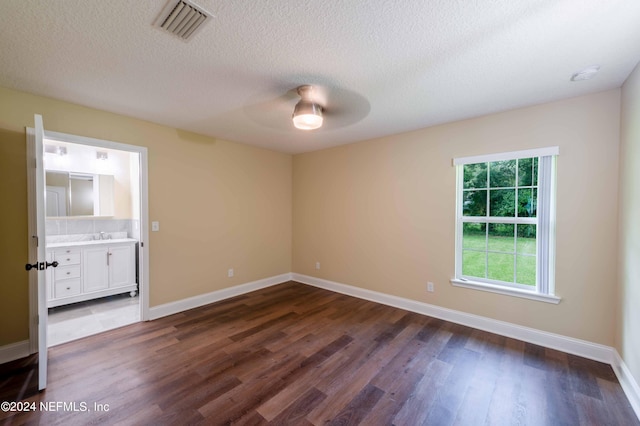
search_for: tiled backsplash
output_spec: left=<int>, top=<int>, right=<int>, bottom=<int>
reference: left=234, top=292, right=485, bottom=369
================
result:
left=46, top=218, right=138, bottom=237
left=47, top=231, right=130, bottom=244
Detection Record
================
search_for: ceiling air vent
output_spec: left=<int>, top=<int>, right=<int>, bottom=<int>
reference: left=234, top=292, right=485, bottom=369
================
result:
left=154, top=0, right=211, bottom=41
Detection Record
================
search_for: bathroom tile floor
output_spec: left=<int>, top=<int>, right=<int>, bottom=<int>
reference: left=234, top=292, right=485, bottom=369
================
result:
left=48, top=293, right=140, bottom=347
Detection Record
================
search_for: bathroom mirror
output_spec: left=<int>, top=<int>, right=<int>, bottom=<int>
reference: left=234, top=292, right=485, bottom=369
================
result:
left=45, top=171, right=115, bottom=217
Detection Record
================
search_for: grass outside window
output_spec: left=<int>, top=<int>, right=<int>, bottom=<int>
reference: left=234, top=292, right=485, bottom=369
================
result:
left=461, top=228, right=536, bottom=286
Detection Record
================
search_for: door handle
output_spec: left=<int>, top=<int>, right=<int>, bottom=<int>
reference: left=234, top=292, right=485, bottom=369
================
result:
left=25, top=261, right=59, bottom=271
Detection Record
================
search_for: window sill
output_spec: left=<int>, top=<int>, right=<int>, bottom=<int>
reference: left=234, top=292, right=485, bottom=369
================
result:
left=450, top=278, right=561, bottom=304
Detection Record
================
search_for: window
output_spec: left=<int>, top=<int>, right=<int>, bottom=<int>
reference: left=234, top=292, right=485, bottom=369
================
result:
left=451, top=147, right=560, bottom=303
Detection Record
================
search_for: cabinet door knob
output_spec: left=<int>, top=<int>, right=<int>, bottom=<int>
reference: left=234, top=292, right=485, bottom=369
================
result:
left=66, top=287, right=70, bottom=290
left=66, top=272, right=71, bottom=275
left=66, top=258, right=71, bottom=261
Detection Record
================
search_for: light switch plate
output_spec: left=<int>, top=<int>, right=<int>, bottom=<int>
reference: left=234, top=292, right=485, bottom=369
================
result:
left=151, top=221, right=160, bottom=232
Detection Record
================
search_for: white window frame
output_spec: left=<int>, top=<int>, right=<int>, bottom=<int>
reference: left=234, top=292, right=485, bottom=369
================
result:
left=450, top=147, right=561, bottom=304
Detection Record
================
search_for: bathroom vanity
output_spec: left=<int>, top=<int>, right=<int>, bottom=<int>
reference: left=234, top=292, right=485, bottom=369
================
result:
left=46, top=238, right=137, bottom=308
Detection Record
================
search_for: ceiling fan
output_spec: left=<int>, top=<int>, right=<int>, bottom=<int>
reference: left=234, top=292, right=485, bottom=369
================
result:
left=242, top=84, right=370, bottom=133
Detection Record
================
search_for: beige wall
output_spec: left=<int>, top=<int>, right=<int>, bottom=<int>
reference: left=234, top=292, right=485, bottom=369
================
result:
left=0, top=128, right=30, bottom=345
left=111, top=149, right=133, bottom=219
left=618, top=62, right=640, bottom=387
left=0, top=86, right=292, bottom=345
left=293, top=90, right=621, bottom=346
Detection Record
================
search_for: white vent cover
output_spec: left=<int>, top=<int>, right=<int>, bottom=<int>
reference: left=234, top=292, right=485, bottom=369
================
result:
left=154, top=0, right=211, bottom=41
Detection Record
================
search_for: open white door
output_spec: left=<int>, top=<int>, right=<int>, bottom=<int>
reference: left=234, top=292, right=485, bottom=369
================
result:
left=26, top=114, right=53, bottom=390
left=35, top=115, right=48, bottom=391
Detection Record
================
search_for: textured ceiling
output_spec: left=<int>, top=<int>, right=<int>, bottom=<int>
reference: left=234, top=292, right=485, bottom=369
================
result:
left=1, top=0, right=639, bottom=154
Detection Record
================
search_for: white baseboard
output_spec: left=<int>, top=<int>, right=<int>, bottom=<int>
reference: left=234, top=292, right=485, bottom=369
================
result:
left=0, top=340, right=30, bottom=365
left=149, top=273, right=292, bottom=320
left=612, top=350, right=640, bottom=420
left=291, top=273, right=613, bottom=363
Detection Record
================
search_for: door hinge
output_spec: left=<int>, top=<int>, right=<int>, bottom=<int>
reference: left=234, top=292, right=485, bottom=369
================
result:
left=33, top=235, right=39, bottom=247
left=140, top=242, right=144, bottom=248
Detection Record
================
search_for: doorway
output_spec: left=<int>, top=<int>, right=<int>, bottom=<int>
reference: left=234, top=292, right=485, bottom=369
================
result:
left=31, top=131, right=149, bottom=348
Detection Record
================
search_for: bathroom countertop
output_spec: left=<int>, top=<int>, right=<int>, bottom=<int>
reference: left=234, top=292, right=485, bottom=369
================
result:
left=48, top=238, right=138, bottom=248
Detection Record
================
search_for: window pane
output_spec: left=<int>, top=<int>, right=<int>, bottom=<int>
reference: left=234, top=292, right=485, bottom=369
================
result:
left=463, top=190, right=487, bottom=216
left=517, top=188, right=537, bottom=217
left=489, top=189, right=515, bottom=217
left=488, top=223, right=514, bottom=252
left=516, top=255, right=536, bottom=286
left=463, top=250, right=486, bottom=278
left=516, top=224, right=536, bottom=254
left=518, top=158, right=534, bottom=187
left=463, top=163, right=487, bottom=189
left=489, top=160, right=516, bottom=188
left=463, top=223, right=486, bottom=249
left=532, top=157, right=538, bottom=185
left=488, top=252, right=514, bottom=282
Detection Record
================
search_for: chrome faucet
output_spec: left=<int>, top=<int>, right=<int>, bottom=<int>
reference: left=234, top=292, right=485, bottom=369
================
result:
left=99, top=232, right=106, bottom=240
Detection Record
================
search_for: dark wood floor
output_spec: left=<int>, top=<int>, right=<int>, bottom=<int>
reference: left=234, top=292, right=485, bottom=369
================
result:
left=0, top=354, right=38, bottom=404
left=1, top=281, right=637, bottom=425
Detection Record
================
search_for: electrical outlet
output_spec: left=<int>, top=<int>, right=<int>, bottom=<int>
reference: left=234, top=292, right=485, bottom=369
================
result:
left=151, top=221, right=160, bottom=232
left=315, top=262, right=320, bottom=270
left=228, top=268, right=234, bottom=278
left=427, top=282, right=434, bottom=293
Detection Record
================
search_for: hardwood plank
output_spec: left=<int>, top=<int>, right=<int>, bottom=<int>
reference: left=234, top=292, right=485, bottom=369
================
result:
left=574, top=393, right=615, bottom=426
left=424, top=347, right=481, bottom=425
left=392, top=358, right=452, bottom=426
left=256, top=338, right=353, bottom=421
left=361, top=368, right=423, bottom=425
left=327, top=384, right=385, bottom=426
left=197, top=353, right=307, bottom=422
left=0, top=354, right=38, bottom=403
left=515, top=364, right=549, bottom=425
left=269, top=387, right=326, bottom=425
left=452, top=335, right=504, bottom=425
left=542, top=350, right=581, bottom=426
left=567, top=353, right=605, bottom=400
left=233, top=411, right=271, bottom=426
left=481, top=336, right=526, bottom=425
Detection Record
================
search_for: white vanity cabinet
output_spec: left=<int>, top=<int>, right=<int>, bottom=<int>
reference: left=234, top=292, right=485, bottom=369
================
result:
left=47, top=240, right=137, bottom=308
left=83, top=246, right=110, bottom=293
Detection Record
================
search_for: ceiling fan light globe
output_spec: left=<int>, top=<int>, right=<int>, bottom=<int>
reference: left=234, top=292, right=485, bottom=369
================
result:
left=292, top=100, right=323, bottom=130
left=293, top=113, right=323, bottom=130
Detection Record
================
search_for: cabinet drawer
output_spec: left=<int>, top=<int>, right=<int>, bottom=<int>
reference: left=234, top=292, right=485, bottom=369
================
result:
left=54, top=249, right=81, bottom=266
left=55, top=265, right=81, bottom=280
left=54, top=279, right=81, bottom=298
